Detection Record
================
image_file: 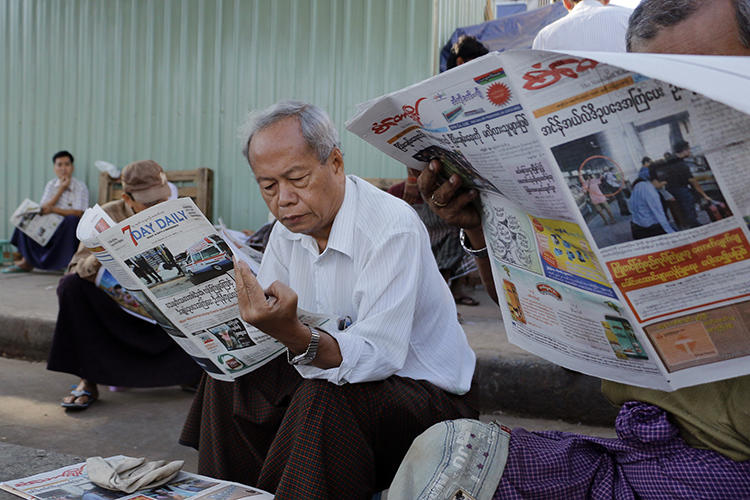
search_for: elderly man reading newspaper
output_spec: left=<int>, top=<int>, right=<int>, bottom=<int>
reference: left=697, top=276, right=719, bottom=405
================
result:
left=387, top=0, right=750, bottom=498
left=180, top=101, right=477, bottom=499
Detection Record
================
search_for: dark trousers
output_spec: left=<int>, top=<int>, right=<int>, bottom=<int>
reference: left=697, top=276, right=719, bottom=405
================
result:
left=631, top=222, right=667, bottom=240
left=180, top=355, right=477, bottom=500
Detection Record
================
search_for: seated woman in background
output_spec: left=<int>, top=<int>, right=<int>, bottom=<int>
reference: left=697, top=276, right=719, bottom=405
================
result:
left=5, top=150, right=89, bottom=273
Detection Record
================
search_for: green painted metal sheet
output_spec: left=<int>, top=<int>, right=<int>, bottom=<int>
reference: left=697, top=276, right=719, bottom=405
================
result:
left=1, top=0, right=484, bottom=237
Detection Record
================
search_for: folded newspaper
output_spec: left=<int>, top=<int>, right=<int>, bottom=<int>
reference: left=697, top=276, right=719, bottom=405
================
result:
left=0, top=458, right=273, bottom=500
left=76, top=198, right=334, bottom=381
left=347, top=50, right=750, bottom=391
left=10, top=199, right=63, bottom=246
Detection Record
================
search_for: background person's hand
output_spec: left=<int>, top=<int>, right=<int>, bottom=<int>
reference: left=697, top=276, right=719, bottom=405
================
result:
left=40, top=203, right=55, bottom=215
left=418, top=160, right=482, bottom=229
left=60, top=176, right=72, bottom=190
left=234, top=259, right=309, bottom=351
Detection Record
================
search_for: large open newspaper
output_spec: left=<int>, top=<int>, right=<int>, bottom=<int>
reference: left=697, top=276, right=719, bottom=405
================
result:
left=0, top=458, right=273, bottom=500
left=77, top=198, right=333, bottom=381
left=347, top=50, right=750, bottom=391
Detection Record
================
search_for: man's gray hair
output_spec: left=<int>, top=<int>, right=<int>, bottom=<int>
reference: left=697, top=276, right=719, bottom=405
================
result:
left=627, top=0, right=750, bottom=51
left=239, top=100, right=341, bottom=165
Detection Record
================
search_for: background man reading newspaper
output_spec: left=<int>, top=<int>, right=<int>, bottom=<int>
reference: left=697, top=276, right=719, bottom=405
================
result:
left=180, top=101, right=477, bottom=499
left=391, top=0, right=750, bottom=497
left=48, top=160, right=202, bottom=410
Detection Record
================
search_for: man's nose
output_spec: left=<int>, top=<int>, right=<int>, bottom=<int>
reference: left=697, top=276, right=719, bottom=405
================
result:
left=278, top=183, right=298, bottom=206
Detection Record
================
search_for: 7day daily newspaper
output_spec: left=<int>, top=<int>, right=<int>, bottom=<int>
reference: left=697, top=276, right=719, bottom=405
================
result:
left=0, top=457, right=273, bottom=500
left=76, top=198, right=335, bottom=381
left=347, top=50, right=750, bottom=391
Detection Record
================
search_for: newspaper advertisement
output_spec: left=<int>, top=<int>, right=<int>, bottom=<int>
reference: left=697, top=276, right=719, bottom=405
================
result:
left=10, top=199, right=63, bottom=246
left=0, top=458, right=273, bottom=500
left=76, top=198, right=333, bottom=382
left=346, top=50, right=750, bottom=391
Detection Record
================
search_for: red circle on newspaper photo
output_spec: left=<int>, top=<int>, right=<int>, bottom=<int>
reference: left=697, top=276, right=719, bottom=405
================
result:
left=487, top=82, right=511, bottom=106
left=531, top=218, right=544, bottom=233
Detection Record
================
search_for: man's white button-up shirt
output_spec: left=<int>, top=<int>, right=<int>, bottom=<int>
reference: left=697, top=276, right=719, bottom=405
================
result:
left=257, top=175, right=476, bottom=395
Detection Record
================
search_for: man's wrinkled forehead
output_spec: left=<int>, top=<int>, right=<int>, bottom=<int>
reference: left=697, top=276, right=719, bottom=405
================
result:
left=631, top=2, right=750, bottom=55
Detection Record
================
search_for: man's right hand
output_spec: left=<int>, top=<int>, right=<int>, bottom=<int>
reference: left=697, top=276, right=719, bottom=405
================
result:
left=417, top=160, right=482, bottom=229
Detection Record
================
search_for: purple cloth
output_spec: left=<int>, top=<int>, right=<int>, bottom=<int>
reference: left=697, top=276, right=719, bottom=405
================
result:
left=493, top=402, right=750, bottom=499
left=10, top=215, right=80, bottom=270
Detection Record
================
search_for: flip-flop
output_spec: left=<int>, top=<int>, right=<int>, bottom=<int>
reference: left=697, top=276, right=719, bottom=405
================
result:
left=61, top=389, right=97, bottom=410
left=455, top=295, right=479, bottom=306
left=2, top=265, right=30, bottom=274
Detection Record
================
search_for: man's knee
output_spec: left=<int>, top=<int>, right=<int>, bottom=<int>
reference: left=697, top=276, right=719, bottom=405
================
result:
left=57, top=273, right=92, bottom=302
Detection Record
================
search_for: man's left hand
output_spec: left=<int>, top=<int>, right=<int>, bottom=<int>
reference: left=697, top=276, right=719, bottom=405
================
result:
left=40, top=203, right=55, bottom=215
left=234, top=258, right=309, bottom=352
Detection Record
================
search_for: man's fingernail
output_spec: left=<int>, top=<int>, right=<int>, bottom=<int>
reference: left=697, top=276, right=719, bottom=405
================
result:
left=450, top=175, right=458, bottom=185
left=429, top=163, right=435, bottom=172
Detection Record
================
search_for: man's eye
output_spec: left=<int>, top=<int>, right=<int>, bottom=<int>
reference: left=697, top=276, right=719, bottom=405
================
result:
left=290, top=175, right=308, bottom=184
left=261, top=183, right=276, bottom=191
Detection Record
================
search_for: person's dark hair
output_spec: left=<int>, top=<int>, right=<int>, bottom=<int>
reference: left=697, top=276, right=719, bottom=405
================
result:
left=673, top=140, right=690, bottom=154
left=627, top=0, right=750, bottom=51
left=641, top=156, right=652, bottom=165
left=52, top=150, right=74, bottom=164
left=447, top=35, right=489, bottom=69
left=647, top=165, right=661, bottom=181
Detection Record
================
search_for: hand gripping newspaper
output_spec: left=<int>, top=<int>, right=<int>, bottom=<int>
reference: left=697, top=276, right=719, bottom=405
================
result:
left=0, top=457, right=273, bottom=500
left=76, top=197, right=333, bottom=381
left=347, top=49, right=750, bottom=391
left=10, top=199, right=63, bottom=246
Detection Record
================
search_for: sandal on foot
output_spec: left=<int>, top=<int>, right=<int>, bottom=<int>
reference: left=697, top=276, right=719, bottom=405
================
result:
left=455, top=295, right=479, bottom=306
left=61, top=389, right=97, bottom=410
left=2, top=265, right=31, bottom=274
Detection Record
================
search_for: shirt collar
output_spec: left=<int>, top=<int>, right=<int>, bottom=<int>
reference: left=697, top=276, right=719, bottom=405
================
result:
left=573, top=0, right=601, bottom=12
left=273, top=175, right=356, bottom=258
left=325, top=175, right=357, bottom=258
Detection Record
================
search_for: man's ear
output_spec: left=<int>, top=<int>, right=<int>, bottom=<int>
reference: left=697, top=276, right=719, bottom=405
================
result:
left=329, top=147, right=344, bottom=174
left=122, top=193, right=135, bottom=210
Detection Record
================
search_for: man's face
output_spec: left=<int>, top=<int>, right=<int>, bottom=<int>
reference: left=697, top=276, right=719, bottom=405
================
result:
left=249, top=117, right=345, bottom=248
left=631, top=0, right=750, bottom=55
left=676, top=147, right=691, bottom=159
left=53, top=156, right=74, bottom=180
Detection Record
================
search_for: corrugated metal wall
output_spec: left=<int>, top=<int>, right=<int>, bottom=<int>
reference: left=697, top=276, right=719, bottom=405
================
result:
left=1, top=0, right=484, bottom=236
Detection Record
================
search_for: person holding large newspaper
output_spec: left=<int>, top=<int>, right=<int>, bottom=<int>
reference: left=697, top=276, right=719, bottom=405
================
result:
left=5, top=150, right=89, bottom=273
left=48, top=160, right=202, bottom=410
left=388, top=1, right=750, bottom=497
left=179, top=101, right=477, bottom=499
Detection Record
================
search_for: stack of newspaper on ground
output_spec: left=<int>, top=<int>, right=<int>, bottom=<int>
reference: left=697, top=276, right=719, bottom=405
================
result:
left=76, top=198, right=334, bottom=381
left=0, top=458, right=273, bottom=500
left=347, top=49, right=750, bottom=391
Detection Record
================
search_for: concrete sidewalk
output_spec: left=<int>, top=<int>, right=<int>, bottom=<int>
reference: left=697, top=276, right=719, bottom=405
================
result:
left=0, top=357, right=614, bottom=499
left=0, top=270, right=618, bottom=425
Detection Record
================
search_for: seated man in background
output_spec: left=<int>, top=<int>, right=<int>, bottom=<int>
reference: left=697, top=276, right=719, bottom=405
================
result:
left=180, top=101, right=477, bottom=499
left=6, top=150, right=88, bottom=273
left=390, top=0, right=750, bottom=497
left=48, top=160, right=202, bottom=410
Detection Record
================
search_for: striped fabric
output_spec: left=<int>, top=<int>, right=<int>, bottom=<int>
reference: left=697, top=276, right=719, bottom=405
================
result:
left=493, top=401, right=750, bottom=499
left=257, top=175, right=475, bottom=394
left=180, top=356, right=478, bottom=499
left=40, top=177, right=89, bottom=210
left=532, top=0, right=632, bottom=52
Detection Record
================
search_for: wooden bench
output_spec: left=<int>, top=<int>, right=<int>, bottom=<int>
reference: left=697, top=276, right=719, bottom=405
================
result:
left=98, top=168, right=214, bottom=219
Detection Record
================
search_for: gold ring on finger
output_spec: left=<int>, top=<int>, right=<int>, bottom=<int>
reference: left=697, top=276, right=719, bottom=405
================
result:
left=431, top=193, right=448, bottom=208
